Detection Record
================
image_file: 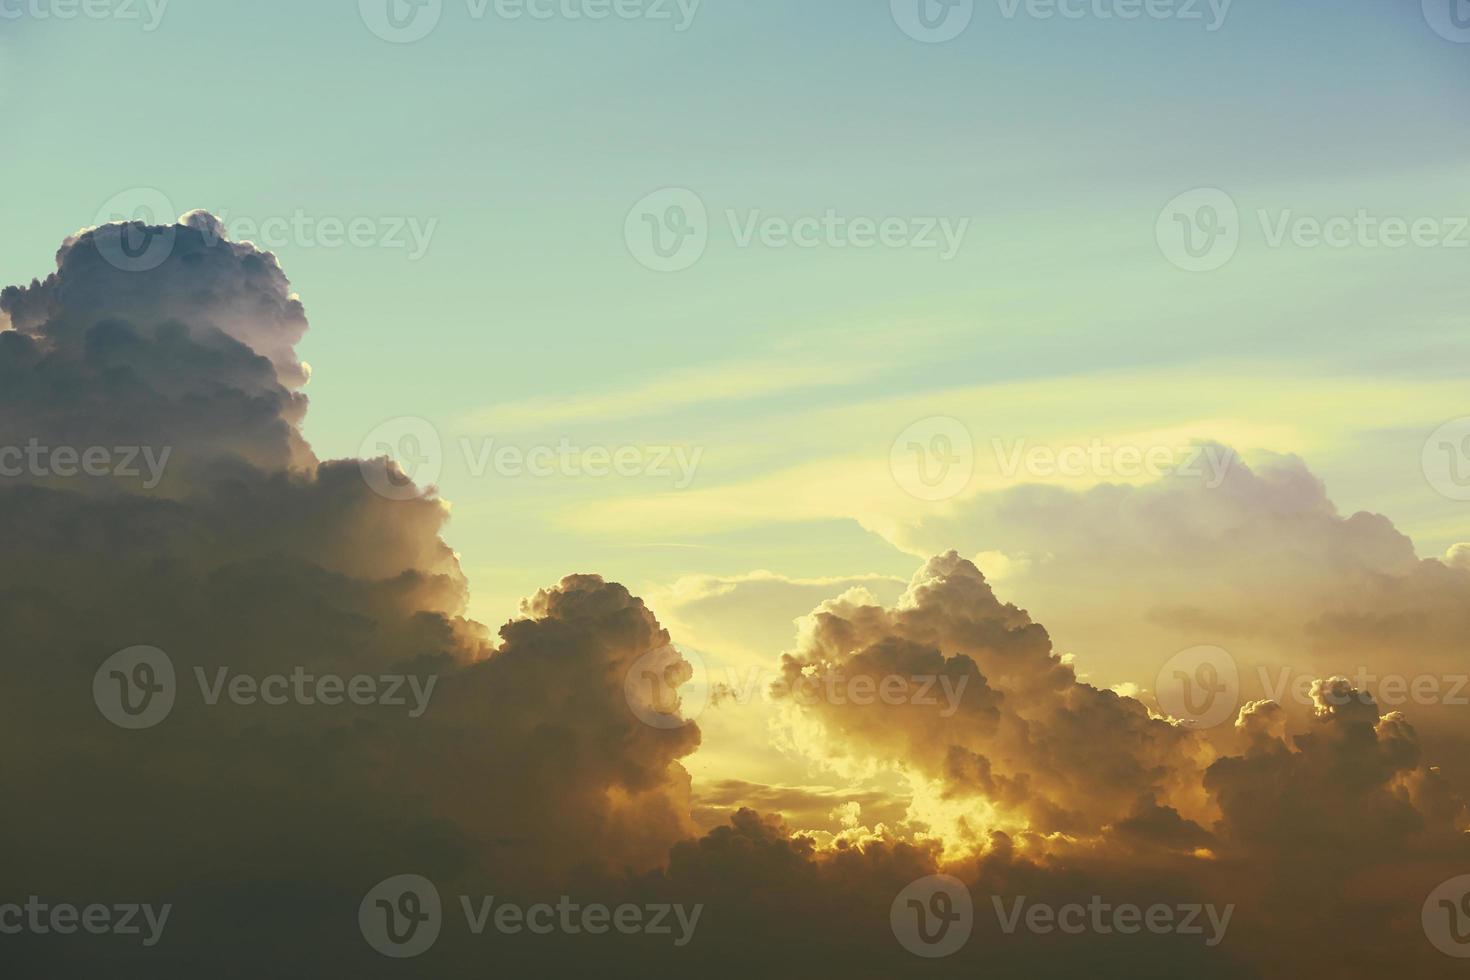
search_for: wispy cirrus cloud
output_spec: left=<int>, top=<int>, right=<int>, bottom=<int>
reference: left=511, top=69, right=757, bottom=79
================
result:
left=461, top=357, right=880, bottom=431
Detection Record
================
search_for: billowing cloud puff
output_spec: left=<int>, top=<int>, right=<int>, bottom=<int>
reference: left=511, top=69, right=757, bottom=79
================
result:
left=769, top=552, right=1210, bottom=849
left=0, top=221, right=315, bottom=479
left=9, top=215, right=311, bottom=385
left=1206, top=679, right=1447, bottom=856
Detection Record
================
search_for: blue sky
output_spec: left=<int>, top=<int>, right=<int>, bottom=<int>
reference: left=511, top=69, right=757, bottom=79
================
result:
left=3, top=0, right=1468, bottom=620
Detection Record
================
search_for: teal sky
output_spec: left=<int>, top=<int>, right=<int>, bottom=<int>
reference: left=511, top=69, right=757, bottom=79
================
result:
left=3, top=0, right=1468, bottom=623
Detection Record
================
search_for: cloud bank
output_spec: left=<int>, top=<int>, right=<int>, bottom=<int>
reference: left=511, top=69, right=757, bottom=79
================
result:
left=2, top=216, right=1465, bottom=977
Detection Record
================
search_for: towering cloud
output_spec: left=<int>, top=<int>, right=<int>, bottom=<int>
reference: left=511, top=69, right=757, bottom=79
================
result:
left=0, top=218, right=702, bottom=975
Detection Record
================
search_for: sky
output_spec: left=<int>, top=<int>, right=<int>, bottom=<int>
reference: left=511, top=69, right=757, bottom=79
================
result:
left=3, top=0, right=1469, bottom=619
left=3, top=1, right=1470, bottom=975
